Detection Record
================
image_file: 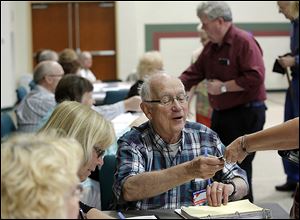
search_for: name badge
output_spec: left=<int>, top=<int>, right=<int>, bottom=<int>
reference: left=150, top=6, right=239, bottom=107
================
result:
left=192, top=189, right=207, bottom=206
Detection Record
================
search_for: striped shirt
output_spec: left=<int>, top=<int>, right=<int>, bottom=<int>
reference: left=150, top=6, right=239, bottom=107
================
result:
left=15, top=85, right=56, bottom=133
left=113, top=121, right=248, bottom=210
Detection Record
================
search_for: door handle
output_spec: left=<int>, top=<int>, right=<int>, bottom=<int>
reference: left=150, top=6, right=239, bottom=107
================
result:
left=90, top=50, right=115, bottom=56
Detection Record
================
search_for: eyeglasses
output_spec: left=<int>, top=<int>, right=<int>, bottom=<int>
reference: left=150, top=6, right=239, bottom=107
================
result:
left=94, top=147, right=105, bottom=159
left=144, top=94, right=189, bottom=106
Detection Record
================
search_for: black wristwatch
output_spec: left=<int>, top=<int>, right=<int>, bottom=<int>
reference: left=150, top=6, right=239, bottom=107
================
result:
left=225, top=180, right=237, bottom=201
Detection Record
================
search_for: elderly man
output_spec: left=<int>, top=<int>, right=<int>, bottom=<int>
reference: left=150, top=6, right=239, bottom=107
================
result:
left=78, top=51, right=97, bottom=83
left=179, top=1, right=266, bottom=202
left=113, top=73, right=248, bottom=210
left=16, top=61, right=64, bottom=132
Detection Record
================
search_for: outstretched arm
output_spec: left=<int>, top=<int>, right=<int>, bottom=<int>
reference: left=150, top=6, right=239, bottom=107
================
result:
left=225, top=117, right=299, bottom=163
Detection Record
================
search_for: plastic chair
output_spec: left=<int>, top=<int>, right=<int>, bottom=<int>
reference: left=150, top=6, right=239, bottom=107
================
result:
left=99, top=155, right=117, bottom=210
left=103, top=89, right=129, bottom=105
left=29, top=80, right=37, bottom=90
left=1, top=113, right=16, bottom=139
left=16, top=86, right=28, bottom=104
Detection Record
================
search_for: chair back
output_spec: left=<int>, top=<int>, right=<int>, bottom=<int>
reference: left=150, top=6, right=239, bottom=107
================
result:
left=16, top=86, right=28, bottom=104
left=1, top=113, right=16, bottom=139
left=99, top=154, right=117, bottom=210
left=103, top=89, right=129, bottom=105
left=29, top=80, right=37, bottom=90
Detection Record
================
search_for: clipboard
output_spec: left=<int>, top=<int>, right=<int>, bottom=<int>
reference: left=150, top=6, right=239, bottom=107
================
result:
left=175, top=199, right=272, bottom=219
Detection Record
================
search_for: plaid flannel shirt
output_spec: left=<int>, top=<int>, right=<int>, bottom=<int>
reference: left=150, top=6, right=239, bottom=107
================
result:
left=113, top=121, right=248, bottom=210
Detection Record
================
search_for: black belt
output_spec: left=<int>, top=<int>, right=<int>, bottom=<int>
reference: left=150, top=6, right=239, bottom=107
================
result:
left=244, top=101, right=265, bottom=108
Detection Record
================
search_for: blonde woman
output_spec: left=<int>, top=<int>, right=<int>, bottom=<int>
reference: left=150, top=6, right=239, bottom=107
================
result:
left=1, top=133, right=83, bottom=219
left=39, top=101, right=115, bottom=219
left=127, top=51, right=164, bottom=98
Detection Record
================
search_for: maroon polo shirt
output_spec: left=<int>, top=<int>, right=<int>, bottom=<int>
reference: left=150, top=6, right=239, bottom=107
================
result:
left=180, top=24, right=266, bottom=110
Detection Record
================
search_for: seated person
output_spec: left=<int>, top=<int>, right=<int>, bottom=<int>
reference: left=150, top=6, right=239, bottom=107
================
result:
left=58, top=48, right=81, bottom=75
left=127, top=50, right=164, bottom=98
left=78, top=51, right=97, bottom=83
left=39, top=101, right=114, bottom=218
left=36, top=49, right=59, bottom=63
left=113, top=73, right=248, bottom=210
left=15, top=61, right=64, bottom=132
left=1, top=132, right=83, bottom=219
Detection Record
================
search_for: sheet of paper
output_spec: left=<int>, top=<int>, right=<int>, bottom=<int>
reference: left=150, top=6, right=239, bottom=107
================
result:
left=126, top=215, right=157, bottom=219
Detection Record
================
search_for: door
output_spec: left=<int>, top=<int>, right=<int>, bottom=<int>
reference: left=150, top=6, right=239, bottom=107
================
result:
left=31, top=2, right=116, bottom=80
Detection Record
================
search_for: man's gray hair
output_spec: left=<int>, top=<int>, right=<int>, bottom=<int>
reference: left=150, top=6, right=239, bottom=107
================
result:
left=33, top=61, right=58, bottom=83
left=197, top=1, right=232, bottom=22
left=140, top=75, right=152, bottom=101
left=38, top=50, right=58, bottom=63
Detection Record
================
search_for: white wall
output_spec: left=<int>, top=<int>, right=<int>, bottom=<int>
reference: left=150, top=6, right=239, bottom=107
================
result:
left=117, top=1, right=290, bottom=90
left=1, top=1, right=32, bottom=108
left=1, top=2, right=16, bottom=108
left=1, top=1, right=291, bottom=108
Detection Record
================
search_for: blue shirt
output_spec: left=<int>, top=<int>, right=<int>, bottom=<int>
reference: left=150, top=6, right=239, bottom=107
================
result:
left=113, top=121, right=248, bottom=210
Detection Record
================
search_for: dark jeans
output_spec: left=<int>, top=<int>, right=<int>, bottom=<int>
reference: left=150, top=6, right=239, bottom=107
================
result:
left=211, top=103, right=266, bottom=202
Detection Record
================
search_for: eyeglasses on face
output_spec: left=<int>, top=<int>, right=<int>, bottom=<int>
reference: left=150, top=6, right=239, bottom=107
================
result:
left=94, top=147, right=105, bottom=159
left=144, top=94, right=189, bottom=106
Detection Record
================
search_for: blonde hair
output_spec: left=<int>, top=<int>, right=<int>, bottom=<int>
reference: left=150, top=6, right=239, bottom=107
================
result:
left=137, top=51, right=163, bottom=80
left=1, top=132, right=83, bottom=219
left=39, top=101, right=115, bottom=165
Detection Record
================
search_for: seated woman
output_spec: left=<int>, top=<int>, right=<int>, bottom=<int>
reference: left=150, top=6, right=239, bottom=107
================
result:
left=1, top=132, right=83, bottom=219
left=39, top=101, right=115, bottom=218
left=127, top=50, right=164, bottom=98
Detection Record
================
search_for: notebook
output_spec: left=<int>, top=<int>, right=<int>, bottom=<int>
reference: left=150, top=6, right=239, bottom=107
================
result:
left=175, top=199, right=271, bottom=219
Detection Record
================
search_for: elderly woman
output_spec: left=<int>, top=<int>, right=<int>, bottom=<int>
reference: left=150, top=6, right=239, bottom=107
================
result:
left=1, top=132, right=83, bottom=218
left=127, top=50, right=164, bottom=98
left=39, top=101, right=116, bottom=219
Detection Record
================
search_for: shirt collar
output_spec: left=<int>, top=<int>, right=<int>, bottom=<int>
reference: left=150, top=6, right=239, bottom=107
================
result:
left=211, top=24, right=234, bottom=49
left=146, top=121, right=184, bottom=153
left=36, top=85, right=54, bottom=96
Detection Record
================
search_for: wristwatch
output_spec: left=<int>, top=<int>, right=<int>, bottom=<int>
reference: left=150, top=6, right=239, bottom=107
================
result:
left=220, top=83, right=227, bottom=93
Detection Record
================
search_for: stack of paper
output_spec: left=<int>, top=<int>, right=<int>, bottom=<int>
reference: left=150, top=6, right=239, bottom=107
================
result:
left=175, top=199, right=271, bottom=219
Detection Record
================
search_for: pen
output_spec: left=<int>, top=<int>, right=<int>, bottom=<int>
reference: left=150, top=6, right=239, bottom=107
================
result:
left=79, top=208, right=85, bottom=219
left=204, top=148, right=212, bottom=186
left=117, top=211, right=126, bottom=219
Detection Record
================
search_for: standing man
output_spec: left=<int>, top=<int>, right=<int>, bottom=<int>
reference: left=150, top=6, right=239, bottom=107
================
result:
left=275, top=1, right=299, bottom=193
left=179, top=1, right=266, bottom=202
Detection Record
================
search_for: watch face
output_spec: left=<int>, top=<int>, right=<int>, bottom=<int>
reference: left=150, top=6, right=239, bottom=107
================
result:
left=221, top=85, right=227, bottom=93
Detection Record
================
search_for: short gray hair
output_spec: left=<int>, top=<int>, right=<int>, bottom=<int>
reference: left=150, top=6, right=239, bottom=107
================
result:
left=197, top=1, right=232, bottom=22
left=33, top=61, right=59, bottom=83
left=140, top=75, right=152, bottom=101
left=38, top=50, right=58, bottom=63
